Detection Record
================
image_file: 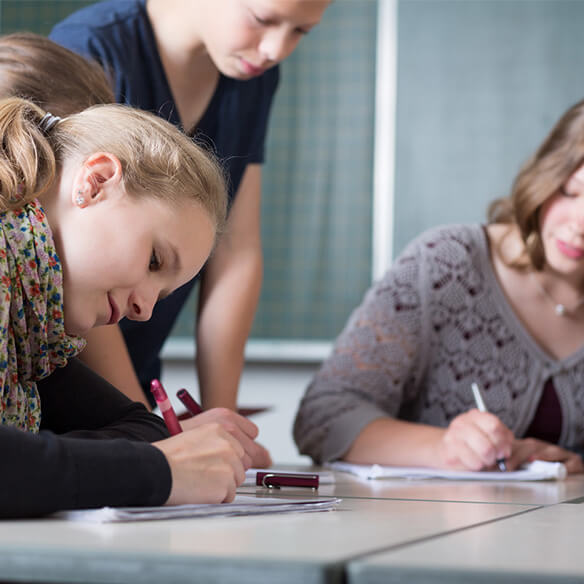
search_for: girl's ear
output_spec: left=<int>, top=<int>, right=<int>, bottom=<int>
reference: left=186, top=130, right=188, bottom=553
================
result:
left=72, top=152, right=123, bottom=208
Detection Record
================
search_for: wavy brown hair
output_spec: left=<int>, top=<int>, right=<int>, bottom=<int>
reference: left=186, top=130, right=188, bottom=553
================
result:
left=0, top=32, right=114, bottom=116
left=488, top=99, right=584, bottom=270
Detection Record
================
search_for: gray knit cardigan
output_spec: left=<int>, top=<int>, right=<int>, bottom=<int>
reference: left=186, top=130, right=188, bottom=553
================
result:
left=293, top=224, right=584, bottom=463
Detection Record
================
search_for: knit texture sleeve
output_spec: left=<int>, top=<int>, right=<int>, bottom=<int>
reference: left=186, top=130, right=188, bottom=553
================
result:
left=293, top=234, right=428, bottom=463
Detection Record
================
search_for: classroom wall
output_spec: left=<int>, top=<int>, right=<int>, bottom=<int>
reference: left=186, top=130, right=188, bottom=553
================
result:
left=393, top=0, right=584, bottom=255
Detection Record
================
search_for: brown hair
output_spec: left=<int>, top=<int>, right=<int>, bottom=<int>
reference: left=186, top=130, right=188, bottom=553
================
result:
left=488, top=99, right=584, bottom=270
left=0, top=32, right=114, bottom=116
left=0, top=97, right=227, bottom=230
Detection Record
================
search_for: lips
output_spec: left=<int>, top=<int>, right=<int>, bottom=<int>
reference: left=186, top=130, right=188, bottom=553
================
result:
left=107, top=294, right=120, bottom=325
left=239, top=57, right=265, bottom=77
left=556, top=239, right=584, bottom=260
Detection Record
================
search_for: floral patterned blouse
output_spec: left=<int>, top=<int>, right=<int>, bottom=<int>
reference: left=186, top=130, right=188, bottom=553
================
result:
left=0, top=199, right=85, bottom=432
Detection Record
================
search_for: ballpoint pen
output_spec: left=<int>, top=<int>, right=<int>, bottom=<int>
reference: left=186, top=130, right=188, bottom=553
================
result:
left=471, top=382, right=507, bottom=471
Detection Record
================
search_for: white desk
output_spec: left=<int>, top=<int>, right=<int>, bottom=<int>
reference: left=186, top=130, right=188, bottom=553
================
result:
left=0, top=497, right=529, bottom=584
left=348, top=501, right=584, bottom=584
left=239, top=468, right=584, bottom=506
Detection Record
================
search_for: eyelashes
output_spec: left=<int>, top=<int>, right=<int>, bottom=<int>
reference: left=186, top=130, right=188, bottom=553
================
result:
left=149, top=249, right=162, bottom=272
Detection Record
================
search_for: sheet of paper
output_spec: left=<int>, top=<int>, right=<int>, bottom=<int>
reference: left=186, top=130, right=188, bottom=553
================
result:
left=329, top=460, right=567, bottom=482
left=54, top=495, right=341, bottom=523
left=242, top=468, right=335, bottom=487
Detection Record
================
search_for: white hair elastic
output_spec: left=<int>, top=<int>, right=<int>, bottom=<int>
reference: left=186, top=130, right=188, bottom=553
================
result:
left=38, top=112, right=62, bottom=134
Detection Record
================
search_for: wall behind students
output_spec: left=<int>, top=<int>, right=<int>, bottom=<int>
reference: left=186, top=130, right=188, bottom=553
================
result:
left=393, top=0, right=584, bottom=255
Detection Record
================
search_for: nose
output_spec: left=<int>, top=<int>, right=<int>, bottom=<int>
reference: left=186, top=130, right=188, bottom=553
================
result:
left=578, top=201, right=584, bottom=222
left=126, top=284, right=158, bottom=322
left=258, top=28, right=299, bottom=64
left=573, top=200, right=584, bottom=231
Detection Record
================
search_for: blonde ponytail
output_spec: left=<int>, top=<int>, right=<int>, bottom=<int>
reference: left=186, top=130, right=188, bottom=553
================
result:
left=0, top=97, right=57, bottom=210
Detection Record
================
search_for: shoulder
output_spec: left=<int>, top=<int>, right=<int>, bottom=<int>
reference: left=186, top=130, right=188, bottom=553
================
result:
left=52, top=0, right=144, bottom=30
left=50, top=0, right=146, bottom=49
left=377, top=224, right=487, bottom=296
left=397, top=223, right=486, bottom=265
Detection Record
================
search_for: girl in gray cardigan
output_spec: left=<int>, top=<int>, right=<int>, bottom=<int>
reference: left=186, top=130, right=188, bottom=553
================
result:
left=294, top=99, right=584, bottom=475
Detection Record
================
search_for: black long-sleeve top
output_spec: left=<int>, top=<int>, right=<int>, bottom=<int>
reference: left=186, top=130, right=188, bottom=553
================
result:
left=1, top=358, right=172, bottom=518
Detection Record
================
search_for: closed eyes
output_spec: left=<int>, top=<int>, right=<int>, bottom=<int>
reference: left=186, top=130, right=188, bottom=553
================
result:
left=149, top=249, right=162, bottom=272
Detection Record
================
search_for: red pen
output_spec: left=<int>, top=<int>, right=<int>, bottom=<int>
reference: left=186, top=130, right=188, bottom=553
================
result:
left=176, top=388, right=203, bottom=416
left=150, top=379, right=182, bottom=436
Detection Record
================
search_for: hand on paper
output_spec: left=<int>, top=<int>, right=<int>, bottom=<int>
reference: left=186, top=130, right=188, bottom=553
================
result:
left=153, top=422, right=246, bottom=504
left=181, top=407, right=272, bottom=469
left=437, top=409, right=514, bottom=471
left=507, top=438, right=584, bottom=474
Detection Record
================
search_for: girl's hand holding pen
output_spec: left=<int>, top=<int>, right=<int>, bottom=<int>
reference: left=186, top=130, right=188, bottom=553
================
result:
left=437, top=409, right=514, bottom=471
left=152, top=423, right=246, bottom=504
left=181, top=408, right=272, bottom=469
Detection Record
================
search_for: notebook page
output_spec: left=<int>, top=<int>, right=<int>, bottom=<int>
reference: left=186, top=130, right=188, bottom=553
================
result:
left=330, top=460, right=567, bottom=481
left=54, top=495, right=341, bottom=523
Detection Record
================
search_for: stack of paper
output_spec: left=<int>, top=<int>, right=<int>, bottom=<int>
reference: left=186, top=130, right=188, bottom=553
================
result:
left=330, top=460, right=567, bottom=482
left=54, top=495, right=341, bottom=523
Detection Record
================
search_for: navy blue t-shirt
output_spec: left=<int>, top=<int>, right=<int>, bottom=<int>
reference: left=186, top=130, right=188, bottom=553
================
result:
left=50, top=0, right=279, bottom=396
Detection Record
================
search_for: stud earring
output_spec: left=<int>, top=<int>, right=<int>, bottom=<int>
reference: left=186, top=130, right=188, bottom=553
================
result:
left=75, top=190, right=85, bottom=207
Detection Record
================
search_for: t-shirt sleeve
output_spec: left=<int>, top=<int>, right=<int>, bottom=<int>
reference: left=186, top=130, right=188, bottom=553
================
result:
left=49, top=19, right=127, bottom=103
left=50, top=20, right=107, bottom=63
left=293, top=237, right=427, bottom=464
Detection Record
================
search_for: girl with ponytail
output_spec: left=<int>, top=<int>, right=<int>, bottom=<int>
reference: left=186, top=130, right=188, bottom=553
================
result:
left=0, top=96, right=259, bottom=517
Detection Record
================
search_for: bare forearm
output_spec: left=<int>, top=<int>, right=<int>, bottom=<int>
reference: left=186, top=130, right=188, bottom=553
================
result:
left=196, top=163, right=263, bottom=411
left=78, top=325, right=150, bottom=409
left=197, top=253, right=262, bottom=410
left=344, top=417, right=447, bottom=468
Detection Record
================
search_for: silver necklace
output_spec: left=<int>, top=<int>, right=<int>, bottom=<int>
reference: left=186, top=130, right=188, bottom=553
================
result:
left=530, top=273, right=584, bottom=317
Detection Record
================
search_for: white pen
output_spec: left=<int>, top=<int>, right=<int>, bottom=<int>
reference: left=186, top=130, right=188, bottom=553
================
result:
left=470, top=382, right=507, bottom=472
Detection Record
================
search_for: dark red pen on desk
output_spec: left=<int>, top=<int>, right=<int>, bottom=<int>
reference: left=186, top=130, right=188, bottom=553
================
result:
left=176, top=388, right=203, bottom=416
left=256, top=472, right=319, bottom=490
left=150, top=379, right=182, bottom=436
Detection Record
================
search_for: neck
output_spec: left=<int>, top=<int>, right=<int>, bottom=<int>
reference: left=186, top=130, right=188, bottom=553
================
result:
left=539, top=265, right=584, bottom=302
left=147, top=0, right=208, bottom=63
left=35, top=175, right=65, bottom=259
